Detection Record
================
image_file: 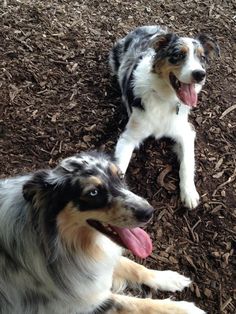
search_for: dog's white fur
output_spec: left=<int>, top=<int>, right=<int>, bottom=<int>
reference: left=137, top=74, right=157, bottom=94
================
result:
left=110, top=26, right=218, bottom=209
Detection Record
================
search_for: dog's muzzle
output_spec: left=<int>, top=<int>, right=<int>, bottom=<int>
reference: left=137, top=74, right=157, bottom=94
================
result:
left=125, top=201, right=154, bottom=223
left=192, top=70, right=206, bottom=83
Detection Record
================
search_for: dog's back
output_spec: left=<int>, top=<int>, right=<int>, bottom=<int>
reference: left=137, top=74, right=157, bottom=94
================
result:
left=109, top=25, right=170, bottom=115
left=0, top=176, right=52, bottom=314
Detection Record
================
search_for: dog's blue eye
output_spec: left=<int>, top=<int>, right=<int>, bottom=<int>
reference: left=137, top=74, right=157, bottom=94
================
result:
left=89, top=189, right=99, bottom=197
left=119, top=172, right=125, bottom=180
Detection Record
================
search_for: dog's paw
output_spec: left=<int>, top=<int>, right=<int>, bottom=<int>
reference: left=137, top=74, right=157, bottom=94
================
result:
left=155, top=299, right=206, bottom=314
left=149, top=270, right=191, bottom=292
left=181, top=186, right=200, bottom=209
left=176, top=301, right=206, bottom=314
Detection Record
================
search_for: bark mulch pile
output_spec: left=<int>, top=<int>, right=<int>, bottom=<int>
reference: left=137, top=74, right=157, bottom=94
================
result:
left=0, top=1, right=235, bottom=313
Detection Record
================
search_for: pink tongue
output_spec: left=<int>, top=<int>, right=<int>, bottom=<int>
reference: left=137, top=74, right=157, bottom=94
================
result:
left=177, top=83, right=198, bottom=107
left=112, top=226, right=152, bottom=258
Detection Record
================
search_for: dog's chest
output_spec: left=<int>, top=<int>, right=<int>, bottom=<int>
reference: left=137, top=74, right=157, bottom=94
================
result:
left=73, top=237, right=121, bottom=300
left=141, top=95, right=189, bottom=138
left=50, top=238, right=122, bottom=314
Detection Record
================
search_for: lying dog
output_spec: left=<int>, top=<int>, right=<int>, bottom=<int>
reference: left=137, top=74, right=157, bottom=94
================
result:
left=0, top=151, right=205, bottom=313
left=109, top=25, right=219, bottom=209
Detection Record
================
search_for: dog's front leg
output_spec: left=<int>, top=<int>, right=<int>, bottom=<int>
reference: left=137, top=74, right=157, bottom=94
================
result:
left=109, top=294, right=205, bottom=314
left=112, top=257, right=190, bottom=293
left=115, top=130, right=137, bottom=174
left=115, top=114, right=150, bottom=174
left=174, top=123, right=200, bottom=209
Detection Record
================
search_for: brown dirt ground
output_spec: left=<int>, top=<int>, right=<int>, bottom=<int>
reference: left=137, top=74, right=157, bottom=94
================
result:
left=0, top=1, right=235, bottom=313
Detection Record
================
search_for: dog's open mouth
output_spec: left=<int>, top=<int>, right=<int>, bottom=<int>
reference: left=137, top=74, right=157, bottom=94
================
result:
left=169, top=72, right=198, bottom=107
left=87, top=219, right=152, bottom=259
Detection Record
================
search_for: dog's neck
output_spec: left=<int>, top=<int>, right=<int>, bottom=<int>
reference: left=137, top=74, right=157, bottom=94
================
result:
left=151, top=88, right=182, bottom=115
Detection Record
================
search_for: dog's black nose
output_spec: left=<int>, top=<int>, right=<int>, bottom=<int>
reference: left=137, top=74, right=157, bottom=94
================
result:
left=192, top=70, right=206, bottom=82
left=135, top=207, right=154, bottom=223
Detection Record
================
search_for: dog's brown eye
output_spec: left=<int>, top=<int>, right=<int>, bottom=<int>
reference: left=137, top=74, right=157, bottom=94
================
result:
left=169, top=52, right=186, bottom=64
left=88, top=189, right=99, bottom=197
left=179, top=52, right=185, bottom=59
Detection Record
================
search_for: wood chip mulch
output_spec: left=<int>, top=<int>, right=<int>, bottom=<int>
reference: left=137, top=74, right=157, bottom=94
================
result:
left=0, top=1, right=235, bottom=313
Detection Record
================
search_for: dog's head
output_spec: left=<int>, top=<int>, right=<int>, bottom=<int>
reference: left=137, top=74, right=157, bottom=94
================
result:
left=151, top=32, right=219, bottom=107
left=23, top=152, right=154, bottom=258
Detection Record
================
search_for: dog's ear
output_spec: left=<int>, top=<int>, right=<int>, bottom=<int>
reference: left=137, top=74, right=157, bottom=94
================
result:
left=23, top=170, right=50, bottom=202
left=197, top=34, right=220, bottom=58
left=151, top=33, right=178, bottom=51
left=59, top=156, right=85, bottom=173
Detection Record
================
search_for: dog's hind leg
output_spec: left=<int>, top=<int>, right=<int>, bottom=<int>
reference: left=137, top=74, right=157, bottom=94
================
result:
left=109, top=294, right=205, bottom=314
left=112, top=257, right=191, bottom=293
left=115, top=114, right=150, bottom=174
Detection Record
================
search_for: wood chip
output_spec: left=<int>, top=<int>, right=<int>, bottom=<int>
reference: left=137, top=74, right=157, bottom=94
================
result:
left=220, top=104, right=236, bottom=119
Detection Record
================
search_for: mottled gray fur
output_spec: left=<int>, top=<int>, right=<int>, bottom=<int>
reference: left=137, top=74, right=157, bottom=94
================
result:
left=0, top=152, right=131, bottom=314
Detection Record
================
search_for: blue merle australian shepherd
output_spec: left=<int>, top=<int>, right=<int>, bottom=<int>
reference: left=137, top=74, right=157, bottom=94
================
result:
left=0, top=151, right=205, bottom=313
left=109, top=25, right=219, bottom=209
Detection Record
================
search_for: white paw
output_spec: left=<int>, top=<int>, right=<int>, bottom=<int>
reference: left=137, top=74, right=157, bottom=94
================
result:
left=181, top=185, right=200, bottom=209
left=176, top=301, right=206, bottom=314
left=149, top=270, right=191, bottom=292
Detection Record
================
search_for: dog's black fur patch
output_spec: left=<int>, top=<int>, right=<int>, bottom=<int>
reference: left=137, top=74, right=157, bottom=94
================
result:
left=111, top=43, right=122, bottom=73
left=121, top=60, right=144, bottom=112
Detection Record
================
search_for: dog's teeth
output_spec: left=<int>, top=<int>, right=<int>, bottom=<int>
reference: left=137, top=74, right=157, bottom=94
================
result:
left=176, top=80, right=181, bottom=89
left=112, top=230, right=118, bottom=236
left=104, top=224, right=118, bottom=236
left=174, top=77, right=179, bottom=89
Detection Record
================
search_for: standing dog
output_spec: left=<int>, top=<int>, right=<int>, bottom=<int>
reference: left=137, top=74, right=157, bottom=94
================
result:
left=109, top=25, right=219, bottom=209
left=0, top=152, right=205, bottom=313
